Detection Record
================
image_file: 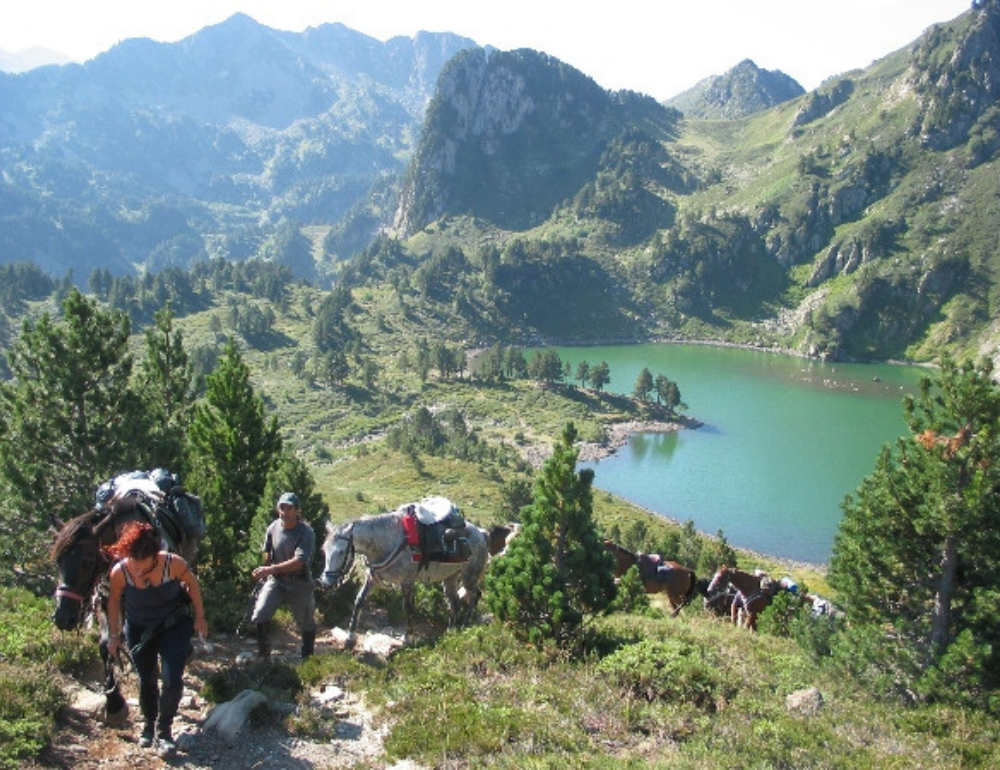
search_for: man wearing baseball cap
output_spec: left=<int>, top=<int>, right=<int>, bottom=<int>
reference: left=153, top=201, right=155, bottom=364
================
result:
left=250, top=492, right=317, bottom=659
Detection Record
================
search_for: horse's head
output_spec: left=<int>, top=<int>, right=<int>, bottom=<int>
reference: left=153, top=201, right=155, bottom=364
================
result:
left=706, top=565, right=732, bottom=594
left=320, top=522, right=355, bottom=589
left=488, top=522, right=520, bottom=557
left=50, top=511, right=112, bottom=631
left=604, top=539, right=636, bottom=577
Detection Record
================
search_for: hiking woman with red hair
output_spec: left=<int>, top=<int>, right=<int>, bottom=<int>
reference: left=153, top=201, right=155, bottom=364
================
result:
left=106, top=521, right=207, bottom=758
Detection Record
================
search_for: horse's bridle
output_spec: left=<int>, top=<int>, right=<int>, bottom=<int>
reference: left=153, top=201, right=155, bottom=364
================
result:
left=322, top=525, right=357, bottom=589
left=54, top=538, right=112, bottom=619
left=322, top=523, right=413, bottom=588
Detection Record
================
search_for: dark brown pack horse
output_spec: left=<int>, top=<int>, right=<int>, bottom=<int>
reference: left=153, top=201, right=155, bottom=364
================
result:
left=50, top=496, right=202, bottom=721
left=705, top=565, right=776, bottom=631
left=604, top=540, right=697, bottom=615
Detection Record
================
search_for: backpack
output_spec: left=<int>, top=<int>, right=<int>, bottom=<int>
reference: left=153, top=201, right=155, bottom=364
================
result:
left=164, top=487, right=207, bottom=540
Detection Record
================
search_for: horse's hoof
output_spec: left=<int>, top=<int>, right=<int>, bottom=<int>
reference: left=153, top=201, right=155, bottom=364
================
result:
left=102, top=704, right=129, bottom=725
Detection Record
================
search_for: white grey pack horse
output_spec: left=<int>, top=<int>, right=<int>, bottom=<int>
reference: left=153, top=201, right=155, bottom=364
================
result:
left=320, top=510, right=490, bottom=644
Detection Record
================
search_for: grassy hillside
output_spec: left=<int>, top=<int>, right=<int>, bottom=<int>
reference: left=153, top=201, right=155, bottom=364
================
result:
left=4, top=257, right=990, bottom=768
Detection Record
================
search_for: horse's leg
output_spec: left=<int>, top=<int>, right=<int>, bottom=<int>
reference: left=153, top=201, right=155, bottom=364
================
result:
left=443, top=576, right=461, bottom=628
left=458, top=584, right=482, bottom=626
left=679, top=573, right=697, bottom=612
left=402, top=583, right=415, bottom=644
left=347, top=572, right=375, bottom=647
left=669, top=591, right=683, bottom=617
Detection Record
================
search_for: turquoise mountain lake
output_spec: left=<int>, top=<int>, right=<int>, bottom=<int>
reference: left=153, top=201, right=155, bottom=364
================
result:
left=550, top=344, right=929, bottom=565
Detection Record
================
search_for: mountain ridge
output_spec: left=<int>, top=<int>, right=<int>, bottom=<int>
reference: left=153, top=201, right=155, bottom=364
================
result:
left=385, top=0, right=1000, bottom=363
left=3, top=4, right=1000, bottom=363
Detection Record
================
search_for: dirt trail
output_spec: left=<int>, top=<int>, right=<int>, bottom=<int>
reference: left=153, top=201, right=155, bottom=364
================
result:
left=32, top=629, right=395, bottom=769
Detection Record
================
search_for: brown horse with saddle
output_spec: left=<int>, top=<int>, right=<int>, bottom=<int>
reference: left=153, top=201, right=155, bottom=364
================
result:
left=604, top=539, right=697, bottom=615
left=705, top=565, right=779, bottom=631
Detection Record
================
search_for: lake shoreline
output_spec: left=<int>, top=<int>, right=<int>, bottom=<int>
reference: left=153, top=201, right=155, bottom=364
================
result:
left=544, top=333, right=937, bottom=370
left=514, top=339, right=914, bottom=575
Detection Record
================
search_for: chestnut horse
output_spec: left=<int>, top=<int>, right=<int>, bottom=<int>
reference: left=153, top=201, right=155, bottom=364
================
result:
left=696, top=576, right=738, bottom=617
left=604, top=540, right=697, bottom=615
left=705, top=565, right=777, bottom=630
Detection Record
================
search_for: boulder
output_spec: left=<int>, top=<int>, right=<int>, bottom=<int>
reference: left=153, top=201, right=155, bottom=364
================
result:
left=786, top=687, right=824, bottom=715
left=204, top=689, right=268, bottom=744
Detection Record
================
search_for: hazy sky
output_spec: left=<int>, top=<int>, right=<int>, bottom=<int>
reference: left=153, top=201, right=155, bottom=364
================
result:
left=0, top=0, right=973, bottom=100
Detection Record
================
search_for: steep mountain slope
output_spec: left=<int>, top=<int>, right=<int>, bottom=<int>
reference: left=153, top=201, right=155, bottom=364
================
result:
left=3, top=5, right=999, bottom=362
left=388, top=0, right=1000, bottom=362
left=394, top=48, right=681, bottom=234
left=0, top=14, right=475, bottom=280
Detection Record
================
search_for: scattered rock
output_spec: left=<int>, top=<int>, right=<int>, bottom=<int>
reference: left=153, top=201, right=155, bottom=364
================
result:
left=362, top=632, right=404, bottom=657
left=44, top=631, right=390, bottom=768
left=786, top=687, right=824, bottom=715
left=313, top=684, right=346, bottom=705
left=203, top=689, right=268, bottom=744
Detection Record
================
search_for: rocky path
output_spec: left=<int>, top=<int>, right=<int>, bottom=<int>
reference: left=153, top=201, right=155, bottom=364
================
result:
left=32, top=631, right=400, bottom=769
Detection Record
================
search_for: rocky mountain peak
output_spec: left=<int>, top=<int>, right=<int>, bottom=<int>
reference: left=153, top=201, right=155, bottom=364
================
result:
left=666, top=58, right=805, bottom=119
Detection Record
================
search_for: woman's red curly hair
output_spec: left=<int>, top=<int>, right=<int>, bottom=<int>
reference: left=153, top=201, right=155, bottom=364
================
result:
left=105, top=521, right=161, bottom=561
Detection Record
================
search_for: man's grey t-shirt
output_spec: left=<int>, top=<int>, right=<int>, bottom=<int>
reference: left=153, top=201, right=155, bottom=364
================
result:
left=264, top=518, right=315, bottom=578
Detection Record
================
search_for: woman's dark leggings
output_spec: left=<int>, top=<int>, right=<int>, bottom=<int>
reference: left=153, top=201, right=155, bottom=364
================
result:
left=126, top=616, right=193, bottom=729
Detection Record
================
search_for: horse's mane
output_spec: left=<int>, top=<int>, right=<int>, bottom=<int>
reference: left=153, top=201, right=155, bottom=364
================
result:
left=604, top=539, right=636, bottom=558
left=50, top=497, right=153, bottom=562
left=50, top=509, right=104, bottom=561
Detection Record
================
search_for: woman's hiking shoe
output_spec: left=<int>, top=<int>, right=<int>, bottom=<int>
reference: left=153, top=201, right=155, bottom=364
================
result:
left=156, top=736, right=176, bottom=758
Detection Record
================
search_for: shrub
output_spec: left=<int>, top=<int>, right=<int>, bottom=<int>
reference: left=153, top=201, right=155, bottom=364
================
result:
left=0, top=662, right=66, bottom=769
left=608, top=565, right=651, bottom=614
left=790, top=606, right=839, bottom=660
left=597, top=638, right=721, bottom=708
left=201, top=661, right=302, bottom=704
left=0, top=586, right=96, bottom=670
left=757, top=590, right=801, bottom=637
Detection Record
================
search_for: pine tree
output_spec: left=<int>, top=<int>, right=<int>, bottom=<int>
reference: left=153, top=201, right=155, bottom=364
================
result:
left=633, top=367, right=653, bottom=402
left=655, top=375, right=682, bottom=415
left=135, top=303, right=194, bottom=474
left=829, top=357, right=1000, bottom=705
left=485, top=422, right=617, bottom=644
left=186, top=337, right=282, bottom=585
left=590, top=361, right=611, bottom=392
left=528, top=349, right=564, bottom=385
left=0, top=288, right=146, bottom=525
